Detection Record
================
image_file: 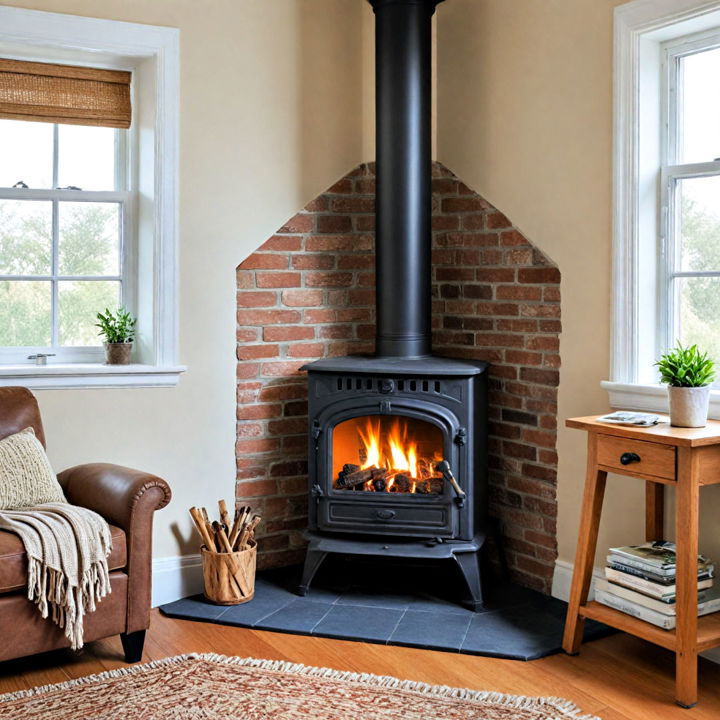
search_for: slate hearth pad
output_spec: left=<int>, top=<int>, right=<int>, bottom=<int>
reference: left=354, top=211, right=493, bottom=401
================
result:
left=160, top=559, right=611, bottom=660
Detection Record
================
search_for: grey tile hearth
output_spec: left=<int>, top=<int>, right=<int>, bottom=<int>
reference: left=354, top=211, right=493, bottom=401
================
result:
left=160, top=560, right=611, bottom=660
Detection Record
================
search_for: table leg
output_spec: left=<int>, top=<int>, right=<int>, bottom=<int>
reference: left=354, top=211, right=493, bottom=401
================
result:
left=675, top=446, right=700, bottom=709
left=563, top=433, right=607, bottom=655
left=645, top=482, right=664, bottom=542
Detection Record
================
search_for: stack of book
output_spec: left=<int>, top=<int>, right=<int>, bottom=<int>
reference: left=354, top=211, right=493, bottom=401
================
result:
left=594, top=541, right=719, bottom=630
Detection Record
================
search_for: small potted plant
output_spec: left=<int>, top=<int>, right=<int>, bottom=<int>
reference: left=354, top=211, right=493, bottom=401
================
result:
left=96, top=307, right=137, bottom=365
left=655, top=342, right=715, bottom=427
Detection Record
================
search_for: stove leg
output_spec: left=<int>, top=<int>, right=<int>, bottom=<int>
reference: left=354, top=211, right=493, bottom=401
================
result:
left=298, top=547, right=328, bottom=597
left=454, top=550, right=484, bottom=610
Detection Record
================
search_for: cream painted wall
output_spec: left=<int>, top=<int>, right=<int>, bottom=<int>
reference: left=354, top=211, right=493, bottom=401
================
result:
left=437, top=0, right=720, bottom=571
left=0, top=0, right=365, bottom=558
left=6, top=0, right=713, bottom=581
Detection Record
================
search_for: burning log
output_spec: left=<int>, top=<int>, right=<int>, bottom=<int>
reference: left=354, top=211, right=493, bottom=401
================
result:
left=373, top=477, right=386, bottom=492
left=393, top=474, right=411, bottom=493
left=336, top=465, right=388, bottom=489
left=336, top=466, right=377, bottom=489
left=417, top=458, right=432, bottom=480
left=429, top=477, right=443, bottom=494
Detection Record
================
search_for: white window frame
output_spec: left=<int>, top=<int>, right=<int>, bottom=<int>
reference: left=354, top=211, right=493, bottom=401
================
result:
left=0, top=6, right=183, bottom=389
left=604, top=0, right=720, bottom=415
left=659, top=32, right=720, bottom=356
left=0, top=127, right=130, bottom=364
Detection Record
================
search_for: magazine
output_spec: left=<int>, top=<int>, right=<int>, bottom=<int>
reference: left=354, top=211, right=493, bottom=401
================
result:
left=608, top=541, right=711, bottom=573
left=608, top=561, right=713, bottom=585
left=595, top=578, right=709, bottom=613
left=597, top=411, right=661, bottom=426
left=595, top=589, right=676, bottom=629
left=595, top=586, right=720, bottom=629
left=605, top=567, right=714, bottom=598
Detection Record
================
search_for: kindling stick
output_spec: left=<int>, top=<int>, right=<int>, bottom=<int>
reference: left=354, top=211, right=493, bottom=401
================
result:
left=238, top=515, right=261, bottom=550
left=227, top=507, right=242, bottom=548
left=218, top=499, right=231, bottom=530
left=190, top=500, right=262, bottom=553
left=189, top=506, right=216, bottom=551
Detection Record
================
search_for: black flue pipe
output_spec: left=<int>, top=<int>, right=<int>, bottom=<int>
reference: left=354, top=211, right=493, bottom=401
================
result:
left=369, top=0, right=444, bottom=358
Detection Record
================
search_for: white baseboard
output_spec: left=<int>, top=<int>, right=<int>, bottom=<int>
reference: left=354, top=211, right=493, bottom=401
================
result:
left=551, top=559, right=604, bottom=602
left=151, top=554, right=203, bottom=607
left=551, top=558, right=720, bottom=664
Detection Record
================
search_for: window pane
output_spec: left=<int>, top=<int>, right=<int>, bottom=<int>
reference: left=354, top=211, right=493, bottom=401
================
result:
left=58, top=202, right=120, bottom=276
left=0, top=200, right=52, bottom=275
left=677, top=276, right=720, bottom=368
left=58, top=280, right=120, bottom=346
left=0, top=281, right=51, bottom=346
left=58, top=124, right=116, bottom=191
left=680, top=47, right=720, bottom=164
left=0, top=119, right=53, bottom=189
left=678, top=176, right=720, bottom=272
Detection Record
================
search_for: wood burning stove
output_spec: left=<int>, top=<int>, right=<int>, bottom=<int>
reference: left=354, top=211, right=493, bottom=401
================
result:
left=301, top=356, right=487, bottom=607
left=299, top=0, right=489, bottom=609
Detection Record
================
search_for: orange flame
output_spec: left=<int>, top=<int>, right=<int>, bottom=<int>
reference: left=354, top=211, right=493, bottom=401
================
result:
left=358, top=418, right=420, bottom=478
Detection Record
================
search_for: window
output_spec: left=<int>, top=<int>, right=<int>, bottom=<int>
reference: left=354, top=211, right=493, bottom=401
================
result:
left=660, top=37, right=720, bottom=365
left=0, top=120, right=129, bottom=363
left=0, top=6, right=181, bottom=389
left=606, top=0, right=720, bottom=413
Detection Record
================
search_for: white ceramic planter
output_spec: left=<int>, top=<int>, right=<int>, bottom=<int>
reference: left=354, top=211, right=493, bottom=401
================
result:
left=667, top=385, right=711, bottom=428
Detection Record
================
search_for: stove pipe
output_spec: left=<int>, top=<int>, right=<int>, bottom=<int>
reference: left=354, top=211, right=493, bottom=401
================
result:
left=370, top=0, right=444, bottom=358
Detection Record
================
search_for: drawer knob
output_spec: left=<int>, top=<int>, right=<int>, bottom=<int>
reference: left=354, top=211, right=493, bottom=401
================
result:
left=620, top=452, right=641, bottom=465
left=375, top=509, right=396, bottom=520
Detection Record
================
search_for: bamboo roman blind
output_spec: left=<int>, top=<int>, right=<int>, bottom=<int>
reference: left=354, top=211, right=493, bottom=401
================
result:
left=0, top=58, right=131, bottom=129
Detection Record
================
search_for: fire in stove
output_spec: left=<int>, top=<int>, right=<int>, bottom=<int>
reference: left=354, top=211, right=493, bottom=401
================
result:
left=332, top=415, right=444, bottom=494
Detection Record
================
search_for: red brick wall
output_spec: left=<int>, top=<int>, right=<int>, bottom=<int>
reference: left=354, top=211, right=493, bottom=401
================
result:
left=236, top=162, right=560, bottom=592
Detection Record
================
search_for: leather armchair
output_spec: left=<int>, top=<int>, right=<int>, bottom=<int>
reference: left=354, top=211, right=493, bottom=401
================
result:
left=0, top=387, right=171, bottom=663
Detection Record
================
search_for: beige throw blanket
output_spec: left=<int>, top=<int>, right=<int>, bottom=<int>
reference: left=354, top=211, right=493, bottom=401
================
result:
left=0, top=502, right=112, bottom=649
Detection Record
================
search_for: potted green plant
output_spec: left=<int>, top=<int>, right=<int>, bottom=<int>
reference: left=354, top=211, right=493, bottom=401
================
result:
left=96, top=307, right=137, bottom=365
left=655, top=342, right=715, bottom=427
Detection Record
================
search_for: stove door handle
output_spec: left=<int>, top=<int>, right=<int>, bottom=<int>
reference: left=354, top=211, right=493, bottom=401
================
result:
left=436, top=460, right=467, bottom=507
left=375, top=509, right=396, bottom=521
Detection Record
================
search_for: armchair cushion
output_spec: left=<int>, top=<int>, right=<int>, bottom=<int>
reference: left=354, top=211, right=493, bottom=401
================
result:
left=0, top=522, right=127, bottom=594
left=0, top=428, right=65, bottom=509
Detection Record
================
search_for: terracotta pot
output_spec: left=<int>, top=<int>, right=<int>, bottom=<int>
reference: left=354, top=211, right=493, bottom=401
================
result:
left=667, top=385, right=711, bottom=427
left=104, top=342, right=133, bottom=365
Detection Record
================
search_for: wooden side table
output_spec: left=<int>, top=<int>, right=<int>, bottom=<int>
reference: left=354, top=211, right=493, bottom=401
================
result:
left=563, top=415, right=720, bottom=708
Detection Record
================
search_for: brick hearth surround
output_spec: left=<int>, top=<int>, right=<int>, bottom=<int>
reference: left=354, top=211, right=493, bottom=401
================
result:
left=236, top=162, right=560, bottom=592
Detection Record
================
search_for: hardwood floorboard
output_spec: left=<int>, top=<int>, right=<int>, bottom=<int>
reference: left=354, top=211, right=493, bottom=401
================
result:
left=2, top=609, right=720, bottom=718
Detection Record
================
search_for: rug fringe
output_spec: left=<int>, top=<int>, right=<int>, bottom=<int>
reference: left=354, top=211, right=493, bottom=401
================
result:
left=0, top=652, right=601, bottom=719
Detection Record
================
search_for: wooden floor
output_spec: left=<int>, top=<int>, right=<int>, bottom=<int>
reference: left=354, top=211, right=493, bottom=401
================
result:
left=2, top=610, right=720, bottom=718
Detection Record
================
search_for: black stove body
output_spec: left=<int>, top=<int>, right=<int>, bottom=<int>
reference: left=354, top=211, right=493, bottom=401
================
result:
left=301, top=356, right=487, bottom=607
left=299, top=0, right=489, bottom=609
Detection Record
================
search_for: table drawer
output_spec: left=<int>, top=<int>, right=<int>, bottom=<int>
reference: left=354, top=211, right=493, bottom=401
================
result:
left=597, top=434, right=676, bottom=480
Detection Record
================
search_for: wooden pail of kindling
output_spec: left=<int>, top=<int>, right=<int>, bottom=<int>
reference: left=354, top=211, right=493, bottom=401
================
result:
left=201, top=540, right=257, bottom=605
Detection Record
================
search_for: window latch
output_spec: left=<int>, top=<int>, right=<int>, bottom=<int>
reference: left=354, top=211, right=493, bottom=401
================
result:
left=12, top=180, right=28, bottom=188
left=27, top=353, right=56, bottom=366
left=55, top=185, right=82, bottom=191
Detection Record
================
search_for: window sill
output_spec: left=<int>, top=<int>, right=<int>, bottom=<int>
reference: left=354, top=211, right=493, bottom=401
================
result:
left=602, top=380, right=720, bottom=420
left=0, top=363, right=186, bottom=390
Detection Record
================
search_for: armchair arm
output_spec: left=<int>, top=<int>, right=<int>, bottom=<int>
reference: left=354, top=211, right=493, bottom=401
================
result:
left=57, top=463, right=171, bottom=531
left=57, top=463, right=171, bottom=633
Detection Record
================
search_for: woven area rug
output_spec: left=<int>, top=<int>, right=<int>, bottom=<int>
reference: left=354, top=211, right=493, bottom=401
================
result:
left=0, top=653, right=600, bottom=720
